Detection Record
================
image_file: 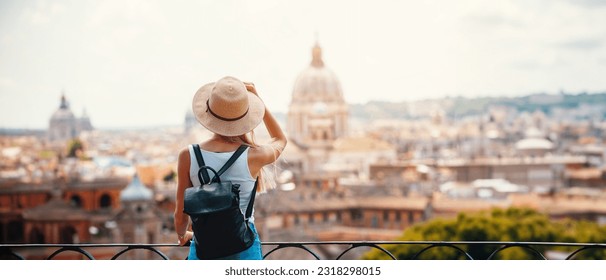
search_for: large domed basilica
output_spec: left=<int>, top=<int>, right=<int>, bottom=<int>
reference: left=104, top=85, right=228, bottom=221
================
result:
left=287, top=42, right=348, bottom=150
left=285, top=42, right=349, bottom=176
left=48, top=94, right=93, bottom=143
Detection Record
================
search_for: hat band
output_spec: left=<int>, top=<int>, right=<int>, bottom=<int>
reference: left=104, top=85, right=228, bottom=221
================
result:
left=206, top=99, right=249, bottom=122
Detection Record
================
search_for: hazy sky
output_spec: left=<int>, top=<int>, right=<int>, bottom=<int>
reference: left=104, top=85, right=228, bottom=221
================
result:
left=1, top=0, right=605, bottom=129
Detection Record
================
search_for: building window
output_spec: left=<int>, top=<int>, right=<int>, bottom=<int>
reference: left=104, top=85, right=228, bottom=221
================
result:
left=99, top=194, right=112, bottom=209
left=395, top=212, right=401, bottom=222
left=323, top=212, right=329, bottom=223
left=408, top=212, right=414, bottom=224
left=383, top=211, right=389, bottom=222
left=70, top=195, right=82, bottom=208
left=371, top=216, right=379, bottom=228
left=294, top=215, right=300, bottom=225
left=350, top=209, right=363, bottom=221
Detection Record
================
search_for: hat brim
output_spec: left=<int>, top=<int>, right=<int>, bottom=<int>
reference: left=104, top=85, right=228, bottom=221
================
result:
left=192, top=82, right=265, bottom=137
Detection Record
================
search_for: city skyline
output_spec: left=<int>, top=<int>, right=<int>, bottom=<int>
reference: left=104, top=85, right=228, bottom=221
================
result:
left=1, top=0, right=606, bottom=129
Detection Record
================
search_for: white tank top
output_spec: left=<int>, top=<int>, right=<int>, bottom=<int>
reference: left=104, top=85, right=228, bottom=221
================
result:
left=188, top=145, right=257, bottom=222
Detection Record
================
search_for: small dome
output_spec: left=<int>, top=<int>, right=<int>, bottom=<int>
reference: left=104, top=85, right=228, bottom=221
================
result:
left=516, top=126, right=554, bottom=151
left=515, top=138, right=554, bottom=150
left=120, top=174, right=153, bottom=201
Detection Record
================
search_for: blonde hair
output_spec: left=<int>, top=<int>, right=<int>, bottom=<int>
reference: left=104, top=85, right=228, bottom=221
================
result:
left=222, top=131, right=278, bottom=193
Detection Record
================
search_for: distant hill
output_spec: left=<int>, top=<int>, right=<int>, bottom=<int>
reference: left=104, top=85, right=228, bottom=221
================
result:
left=349, top=92, right=606, bottom=121
left=0, top=128, right=46, bottom=136
left=3, top=93, right=604, bottom=132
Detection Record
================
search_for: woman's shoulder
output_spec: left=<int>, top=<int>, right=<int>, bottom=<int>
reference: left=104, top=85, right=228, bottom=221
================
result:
left=179, top=145, right=192, bottom=154
left=178, top=146, right=191, bottom=161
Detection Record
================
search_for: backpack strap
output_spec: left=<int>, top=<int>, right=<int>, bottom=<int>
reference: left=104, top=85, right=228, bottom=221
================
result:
left=191, top=144, right=210, bottom=184
left=213, top=145, right=249, bottom=182
left=193, top=144, right=249, bottom=183
left=244, top=178, right=258, bottom=220
left=216, top=145, right=257, bottom=220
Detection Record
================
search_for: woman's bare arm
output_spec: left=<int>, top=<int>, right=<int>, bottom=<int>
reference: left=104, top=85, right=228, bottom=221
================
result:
left=173, top=147, right=193, bottom=245
left=244, top=82, right=287, bottom=173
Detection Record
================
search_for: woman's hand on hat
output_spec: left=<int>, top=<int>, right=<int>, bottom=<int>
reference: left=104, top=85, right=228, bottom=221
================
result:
left=243, top=82, right=259, bottom=96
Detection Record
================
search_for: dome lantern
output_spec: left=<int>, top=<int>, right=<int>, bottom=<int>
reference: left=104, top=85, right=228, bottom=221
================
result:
left=311, top=43, right=324, bottom=67
left=60, top=94, right=69, bottom=109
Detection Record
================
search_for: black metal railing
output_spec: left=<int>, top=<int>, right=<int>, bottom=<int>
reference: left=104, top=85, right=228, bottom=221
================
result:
left=1, top=241, right=605, bottom=260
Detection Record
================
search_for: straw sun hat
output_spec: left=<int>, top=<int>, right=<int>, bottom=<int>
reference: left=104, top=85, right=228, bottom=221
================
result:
left=192, top=76, right=265, bottom=137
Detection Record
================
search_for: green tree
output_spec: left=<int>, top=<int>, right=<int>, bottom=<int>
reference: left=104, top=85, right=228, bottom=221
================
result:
left=66, top=138, right=84, bottom=158
left=363, top=208, right=606, bottom=260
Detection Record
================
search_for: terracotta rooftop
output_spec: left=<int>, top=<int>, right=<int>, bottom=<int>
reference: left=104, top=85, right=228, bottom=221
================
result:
left=566, top=168, right=604, bottom=180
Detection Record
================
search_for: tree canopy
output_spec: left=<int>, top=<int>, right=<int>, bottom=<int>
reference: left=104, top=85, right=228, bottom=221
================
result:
left=66, top=138, right=84, bottom=158
left=363, top=208, right=606, bottom=260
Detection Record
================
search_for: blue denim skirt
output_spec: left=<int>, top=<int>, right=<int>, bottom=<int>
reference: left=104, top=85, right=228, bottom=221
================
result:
left=187, top=223, right=263, bottom=260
